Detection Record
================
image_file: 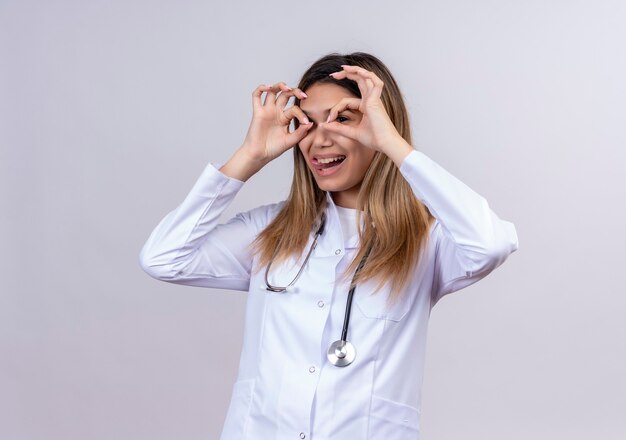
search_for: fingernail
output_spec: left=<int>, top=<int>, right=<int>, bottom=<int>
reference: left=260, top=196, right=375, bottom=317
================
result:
left=286, top=86, right=292, bottom=90
left=304, top=116, right=309, bottom=124
left=326, top=115, right=331, bottom=123
left=301, top=91, right=308, bottom=98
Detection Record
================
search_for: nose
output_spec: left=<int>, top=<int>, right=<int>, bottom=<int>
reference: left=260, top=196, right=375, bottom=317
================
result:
left=310, top=122, right=334, bottom=148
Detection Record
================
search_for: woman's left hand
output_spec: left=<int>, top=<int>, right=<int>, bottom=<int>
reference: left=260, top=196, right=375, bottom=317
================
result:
left=322, top=65, right=402, bottom=153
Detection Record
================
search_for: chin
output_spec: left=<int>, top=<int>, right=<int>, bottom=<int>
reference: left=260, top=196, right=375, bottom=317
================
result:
left=316, top=180, right=348, bottom=192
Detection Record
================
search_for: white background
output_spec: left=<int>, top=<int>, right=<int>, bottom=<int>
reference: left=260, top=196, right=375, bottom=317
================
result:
left=1, top=0, right=625, bottom=439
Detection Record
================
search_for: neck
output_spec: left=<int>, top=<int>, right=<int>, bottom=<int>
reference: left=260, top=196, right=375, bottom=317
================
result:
left=331, top=189, right=359, bottom=209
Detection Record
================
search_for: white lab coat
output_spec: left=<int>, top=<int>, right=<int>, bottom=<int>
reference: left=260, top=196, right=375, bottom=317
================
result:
left=139, top=149, right=519, bottom=440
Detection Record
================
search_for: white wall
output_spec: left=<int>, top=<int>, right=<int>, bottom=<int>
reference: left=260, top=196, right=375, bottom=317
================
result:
left=1, top=0, right=624, bottom=438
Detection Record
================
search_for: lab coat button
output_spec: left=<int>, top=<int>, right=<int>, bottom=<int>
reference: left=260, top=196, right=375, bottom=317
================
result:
left=335, top=249, right=341, bottom=255
left=317, top=300, right=325, bottom=308
left=309, top=365, right=316, bottom=373
left=299, top=433, right=306, bottom=439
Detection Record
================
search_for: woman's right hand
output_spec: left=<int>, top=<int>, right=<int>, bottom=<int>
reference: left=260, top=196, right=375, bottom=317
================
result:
left=240, top=82, right=313, bottom=164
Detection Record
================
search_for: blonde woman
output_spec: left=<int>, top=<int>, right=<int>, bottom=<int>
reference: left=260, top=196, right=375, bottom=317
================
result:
left=139, top=52, right=519, bottom=440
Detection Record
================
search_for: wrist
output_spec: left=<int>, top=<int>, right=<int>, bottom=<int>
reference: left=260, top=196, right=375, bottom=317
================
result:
left=379, top=135, right=414, bottom=168
left=219, top=147, right=268, bottom=182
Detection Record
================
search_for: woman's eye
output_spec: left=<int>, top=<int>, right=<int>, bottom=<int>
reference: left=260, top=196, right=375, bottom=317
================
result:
left=336, top=116, right=349, bottom=123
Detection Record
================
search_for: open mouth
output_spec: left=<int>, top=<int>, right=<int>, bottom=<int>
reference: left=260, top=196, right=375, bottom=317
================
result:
left=311, top=155, right=347, bottom=176
left=312, top=155, right=346, bottom=169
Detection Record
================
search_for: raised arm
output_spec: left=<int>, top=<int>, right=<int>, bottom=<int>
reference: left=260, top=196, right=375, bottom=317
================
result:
left=314, top=64, right=519, bottom=305
left=138, top=149, right=277, bottom=291
left=391, top=140, right=519, bottom=305
left=139, top=80, right=314, bottom=291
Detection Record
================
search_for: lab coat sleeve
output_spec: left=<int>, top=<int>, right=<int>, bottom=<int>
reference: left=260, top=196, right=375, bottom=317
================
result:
left=398, top=149, right=519, bottom=305
left=138, top=160, right=276, bottom=291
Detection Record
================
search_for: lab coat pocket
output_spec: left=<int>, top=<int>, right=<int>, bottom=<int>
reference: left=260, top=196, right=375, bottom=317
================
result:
left=368, top=394, right=421, bottom=439
left=219, top=378, right=255, bottom=440
left=353, top=279, right=411, bottom=322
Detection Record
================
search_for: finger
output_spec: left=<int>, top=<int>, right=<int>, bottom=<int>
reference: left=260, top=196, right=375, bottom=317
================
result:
left=329, top=70, right=369, bottom=96
left=340, top=64, right=384, bottom=86
left=330, top=66, right=385, bottom=99
left=264, top=81, right=289, bottom=106
left=283, top=105, right=312, bottom=127
left=362, top=77, right=380, bottom=102
left=253, top=83, right=274, bottom=111
left=363, top=77, right=384, bottom=101
left=276, top=86, right=308, bottom=109
left=288, top=105, right=311, bottom=125
left=330, top=70, right=382, bottom=103
left=320, top=120, right=358, bottom=141
left=326, top=97, right=361, bottom=123
left=285, top=120, right=313, bottom=146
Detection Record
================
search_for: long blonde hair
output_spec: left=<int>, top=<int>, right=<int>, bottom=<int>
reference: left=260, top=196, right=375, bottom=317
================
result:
left=250, top=52, right=435, bottom=306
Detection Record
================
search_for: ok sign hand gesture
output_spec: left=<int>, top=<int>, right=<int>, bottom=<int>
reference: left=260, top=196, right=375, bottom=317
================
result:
left=322, top=65, right=402, bottom=153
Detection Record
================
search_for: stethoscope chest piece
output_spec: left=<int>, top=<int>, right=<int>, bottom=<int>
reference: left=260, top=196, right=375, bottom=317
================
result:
left=327, top=339, right=356, bottom=367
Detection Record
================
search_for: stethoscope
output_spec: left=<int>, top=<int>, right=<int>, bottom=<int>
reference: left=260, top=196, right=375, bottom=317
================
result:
left=263, top=211, right=373, bottom=367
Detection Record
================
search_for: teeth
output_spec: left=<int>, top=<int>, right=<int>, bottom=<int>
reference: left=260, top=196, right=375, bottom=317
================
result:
left=317, top=156, right=345, bottom=164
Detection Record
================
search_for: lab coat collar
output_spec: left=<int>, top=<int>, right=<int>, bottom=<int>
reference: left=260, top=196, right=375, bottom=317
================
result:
left=321, top=191, right=361, bottom=252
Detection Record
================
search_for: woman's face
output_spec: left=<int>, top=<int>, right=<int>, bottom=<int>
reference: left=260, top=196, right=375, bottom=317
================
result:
left=297, top=82, right=376, bottom=209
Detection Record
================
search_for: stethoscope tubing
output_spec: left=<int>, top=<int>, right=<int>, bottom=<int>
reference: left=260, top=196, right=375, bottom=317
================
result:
left=340, top=244, right=372, bottom=342
left=263, top=209, right=373, bottom=367
left=263, top=212, right=326, bottom=292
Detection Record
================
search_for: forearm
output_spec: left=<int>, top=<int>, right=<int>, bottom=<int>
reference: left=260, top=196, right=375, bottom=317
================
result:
left=139, top=157, right=248, bottom=282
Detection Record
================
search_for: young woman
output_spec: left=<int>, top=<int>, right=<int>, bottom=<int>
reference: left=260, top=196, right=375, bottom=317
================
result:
left=139, top=52, right=519, bottom=440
